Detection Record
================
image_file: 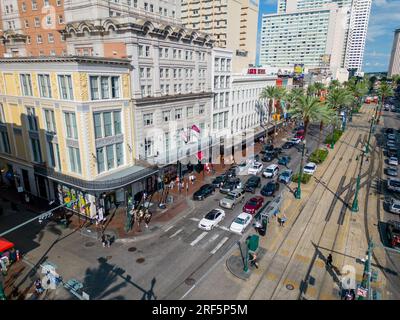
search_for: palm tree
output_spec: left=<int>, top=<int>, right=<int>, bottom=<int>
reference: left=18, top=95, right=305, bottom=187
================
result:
left=376, top=81, right=394, bottom=123
left=306, top=84, right=317, bottom=97
left=328, top=80, right=340, bottom=91
left=325, top=87, right=353, bottom=144
left=317, top=107, right=336, bottom=147
left=313, top=82, right=325, bottom=97
left=260, top=86, right=276, bottom=121
left=347, top=80, right=368, bottom=118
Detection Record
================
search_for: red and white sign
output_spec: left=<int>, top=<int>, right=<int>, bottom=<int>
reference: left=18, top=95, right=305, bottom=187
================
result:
left=356, top=287, right=368, bottom=298
left=247, top=68, right=266, bottom=75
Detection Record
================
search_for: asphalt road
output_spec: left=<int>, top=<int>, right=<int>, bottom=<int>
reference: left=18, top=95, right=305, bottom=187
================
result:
left=0, top=121, right=331, bottom=300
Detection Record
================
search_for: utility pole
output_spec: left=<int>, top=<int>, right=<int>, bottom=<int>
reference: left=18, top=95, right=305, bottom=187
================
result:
left=295, top=140, right=306, bottom=199
left=358, top=239, right=374, bottom=300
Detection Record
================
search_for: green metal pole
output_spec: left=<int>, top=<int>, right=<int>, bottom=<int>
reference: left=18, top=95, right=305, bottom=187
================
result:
left=358, top=239, right=373, bottom=300
left=295, top=141, right=306, bottom=199
left=0, top=282, right=6, bottom=300
left=244, top=240, right=249, bottom=272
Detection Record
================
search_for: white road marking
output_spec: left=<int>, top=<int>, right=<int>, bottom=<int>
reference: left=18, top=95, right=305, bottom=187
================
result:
left=190, top=232, right=208, bottom=246
left=169, top=228, right=183, bottom=238
left=189, top=217, right=200, bottom=222
left=210, top=236, right=229, bottom=255
left=164, top=225, right=174, bottom=233
left=217, top=225, right=230, bottom=232
left=201, top=234, right=220, bottom=248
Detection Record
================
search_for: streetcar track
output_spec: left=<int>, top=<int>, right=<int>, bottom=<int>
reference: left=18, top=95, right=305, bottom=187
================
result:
left=247, top=128, right=359, bottom=300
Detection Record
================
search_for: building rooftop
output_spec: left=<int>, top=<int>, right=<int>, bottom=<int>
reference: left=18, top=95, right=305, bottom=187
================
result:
left=0, top=56, right=132, bottom=66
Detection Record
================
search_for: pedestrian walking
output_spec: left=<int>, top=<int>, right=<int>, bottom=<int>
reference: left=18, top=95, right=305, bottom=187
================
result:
left=249, top=252, right=259, bottom=269
left=101, top=234, right=107, bottom=247
left=327, top=254, right=333, bottom=267
left=144, top=211, right=152, bottom=228
left=280, top=214, right=287, bottom=227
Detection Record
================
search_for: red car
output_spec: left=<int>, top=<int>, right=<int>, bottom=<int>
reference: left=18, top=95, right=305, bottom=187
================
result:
left=243, top=196, right=264, bottom=215
left=295, top=134, right=305, bottom=140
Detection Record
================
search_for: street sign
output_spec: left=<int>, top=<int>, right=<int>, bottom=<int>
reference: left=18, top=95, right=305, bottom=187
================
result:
left=357, top=286, right=368, bottom=298
left=247, top=235, right=259, bottom=252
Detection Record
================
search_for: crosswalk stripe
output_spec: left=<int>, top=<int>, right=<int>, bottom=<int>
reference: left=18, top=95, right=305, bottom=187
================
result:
left=189, top=217, right=200, bottom=222
left=190, top=232, right=208, bottom=246
left=201, top=234, right=220, bottom=248
left=210, top=236, right=229, bottom=255
left=218, top=225, right=230, bottom=232
left=164, top=225, right=174, bottom=233
left=169, top=228, right=183, bottom=238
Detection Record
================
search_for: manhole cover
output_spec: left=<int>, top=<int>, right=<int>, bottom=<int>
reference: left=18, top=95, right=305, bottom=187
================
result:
left=185, top=278, right=196, bottom=285
left=286, top=284, right=295, bottom=290
left=136, top=258, right=145, bottom=263
left=85, top=241, right=95, bottom=247
left=128, top=247, right=137, bottom=252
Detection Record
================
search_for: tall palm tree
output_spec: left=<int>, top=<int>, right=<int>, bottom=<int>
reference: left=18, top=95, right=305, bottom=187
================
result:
left=376, top=81, right=394, bottom=123
left=313, top=82, right=325, bottom=97
left=317, top=107, right=336, bottom=147
left=260, top=86, right=276, bottom=121
left=347, top=80, right=368, bottom=117
left=306, top=84, right=317, bottom=97
left=328, top=80, right=340, bottom=91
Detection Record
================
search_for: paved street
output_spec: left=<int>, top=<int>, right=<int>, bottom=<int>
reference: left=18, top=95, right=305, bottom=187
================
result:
left=2, top=104, right=400, bottom=300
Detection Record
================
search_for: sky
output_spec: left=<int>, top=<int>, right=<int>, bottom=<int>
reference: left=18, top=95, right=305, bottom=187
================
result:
left=256, top=0, right=400, bottom=73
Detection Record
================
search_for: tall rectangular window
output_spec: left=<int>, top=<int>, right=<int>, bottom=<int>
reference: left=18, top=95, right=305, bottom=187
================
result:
left=100, top=76, right=110, bottom=99
left=94, top=113, right=102, bottom=139
left=44, top=109, right=56, bottom=133
left=30, top=138, right=42, bottom=163
left=111, top=77, right=120, bottom=98
left=103, top=112, right=112, bottom=137
left=38, top=74, right=52, bottom=98
left=58, top=75, right=73, bottom=100
left=116, top=143, right=123, bottom=166
left=0, top=131, right=11, bottom=154
left=96, top=147, right=105, bottom=173
left=0, top=104, right=5, bottom=124
left=48, top=142, right=61, bottom=169
left=106, top=145, right=115, bottom=170
left=68, top=147, right=81, bottom=173
left=64, top=112, right=78, bottom=139
left=20, top=74, right=33, bottom=96
left=113, top=111, right=121, bottom=135
left=26, top=107, right=38, bottom=131
left=90, top=76, right=99, bottom=100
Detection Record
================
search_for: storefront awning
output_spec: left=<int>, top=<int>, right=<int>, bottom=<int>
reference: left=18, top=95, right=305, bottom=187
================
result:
left=0, top=238, right=14, bottom=252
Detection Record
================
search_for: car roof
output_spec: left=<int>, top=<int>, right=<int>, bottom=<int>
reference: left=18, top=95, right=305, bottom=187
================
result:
left=229, top=189, right=243, bottom=195
left=267, top=164, right=279, bottom=169
left=305, top=162, right=316, bottom=166
left=281, top=169, right=292, bottom=174
left=237, top=212, right=251, bottom=219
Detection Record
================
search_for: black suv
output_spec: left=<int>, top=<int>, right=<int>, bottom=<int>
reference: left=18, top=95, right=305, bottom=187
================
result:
left=260, top=181, right=280, bottom=197
left=262, top=150, right=277, bottom=162
left=220, top=178, right=242, bottom=194
left=261, top=144, right=274, bottom=154
left=282, top=141, right=294, bottom=149
left=244, top=176, right=261, bottom=193
left=212, top=175, right=228, bottom=188
left=193, top=184, right=215, bottom=200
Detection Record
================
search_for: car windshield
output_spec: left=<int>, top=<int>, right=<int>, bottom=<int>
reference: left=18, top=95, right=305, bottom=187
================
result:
left=305, top=165, right=314, bottom=170
left=248, top=199, right=258, bottom=206
left=205, top=210, right=218, bottom=220
left=282, top=172, right=290, bottom=177
left=266, top=168, right=274, bottom=173
left=226, top=194, right=235, bottom=200
left=234, top=217, right=245, bottom=225
left=266, top=183, right=274, bottom=189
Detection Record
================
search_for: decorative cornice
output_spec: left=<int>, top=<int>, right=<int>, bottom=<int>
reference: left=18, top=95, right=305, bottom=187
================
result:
left=135, top=92, right=213, bottom=106
left=0, top=56, right=132, bottom=67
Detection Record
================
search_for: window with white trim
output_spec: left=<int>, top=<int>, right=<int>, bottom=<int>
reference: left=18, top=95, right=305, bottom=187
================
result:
left=143, top=113, right=153, bottom=126
left=44, top=109, right=56, bottom=133
left=64, top=112, right=78, bottom=139
left=58, top=75, right=74, bottom=100
left=38, top=74, right=52, bottom=98
left=68, top=147, right=81, bottom=173
left=20, top=74, right=33, bottom=96
left=89, top=76, right=120, bottom=100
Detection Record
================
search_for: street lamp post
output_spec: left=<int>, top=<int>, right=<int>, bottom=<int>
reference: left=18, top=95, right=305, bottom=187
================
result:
left=358, top=239, right=374, bottom=300
left=351, top=150, right=364, bottom=213
left=295, top=140, right=306, bottom=199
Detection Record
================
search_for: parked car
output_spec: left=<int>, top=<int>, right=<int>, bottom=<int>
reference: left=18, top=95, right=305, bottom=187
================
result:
left=388, top=133, right=396, bottom=141
left=212, top=175, right=227, bottom=188
left=261, top=144, right=274, bottom=154
left=282, top=141, right=294, bottom=149
left=387, top=148, right=398, bottom=158
left=387, top=178, right=400, bottom=192
left=237, top=161, right=251, bottom=173
left=230, top=212, right=253, bottom=234
left=386, top=128, right=395, bottom=135
left=278, top=155, right=291, bottom=166
left=387, top=167, right=398, bottom=177
left=263, top=164, right=279, bottom=178
left=244, top=176, right=261, bottom=193
left=279, top=169, right=293, bottom=184
left=262, top=151, right=277, bottom=162
left=248, top=162, right=263, bottom=175
left=219, top=189, right=245, bottom=209
left=193, top=184, right=215, bottom=200
left=387, top=141, right=396, bottom=149
left=198, top=209, right=226, bottom=231
left=387, top=220, right=400, bottom=248
left=274, top=147, right=283, bottom=154
left=290, top=137, right=302, bottom=145
left=261, top=181, right=280, bottom=197
left=385, top=198, right=400, bottom=214
left=243, top=196, right=264, bottom=215
left=388, top=157, right=399, bottom=166
left=220, top=177, right=242, bottom=194
left=225, top=168, right=237, bottom=179
left=303, top=162, right=317, bottom=175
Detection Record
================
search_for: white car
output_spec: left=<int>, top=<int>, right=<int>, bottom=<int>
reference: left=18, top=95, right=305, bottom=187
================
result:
left=229, top=212, right=253, bottom=234
left=198, top=209, right=226, bottom=231
left=290, top=137, right=302, bottom=144
left=248, top=162, right=263, bottom=175
left=262, top=164, right=279, bottom=178
left=389, top=157, right=399, bottom=166
left=303, top=162, right=317, bottom=175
